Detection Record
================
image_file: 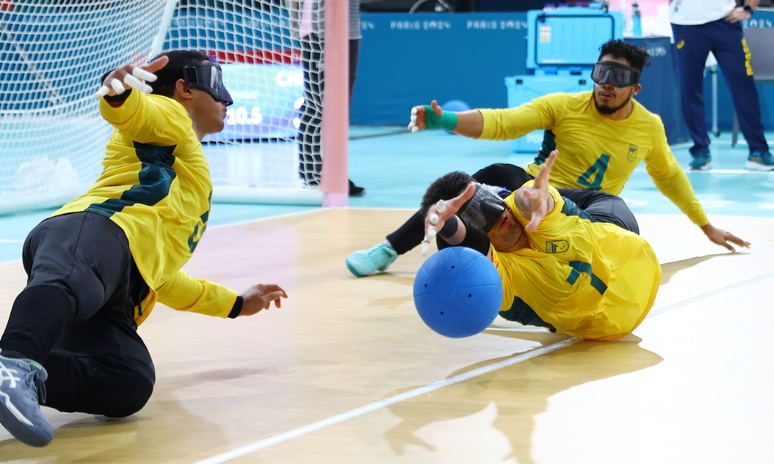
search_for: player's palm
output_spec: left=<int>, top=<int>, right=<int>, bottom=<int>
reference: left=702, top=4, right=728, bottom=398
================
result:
left=240, top=284, right=288, bottom=316
left=408, top=100, right=443, bottom=133
left=523, top=150, right=558, bottom=232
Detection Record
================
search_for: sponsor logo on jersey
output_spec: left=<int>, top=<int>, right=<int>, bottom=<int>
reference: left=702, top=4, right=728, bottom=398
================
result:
left=546, top=240, right=569, bottom=253
left=628, top=144, right=639, bottom=162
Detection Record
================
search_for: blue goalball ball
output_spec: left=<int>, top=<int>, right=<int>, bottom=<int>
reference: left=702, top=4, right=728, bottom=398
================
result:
left=413, top=247, right=503, bottom=338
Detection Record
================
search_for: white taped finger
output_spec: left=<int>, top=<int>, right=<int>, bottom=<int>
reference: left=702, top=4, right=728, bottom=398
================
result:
left=421, top=241, right=430, bottom=256
left=408, top=121, right=416, bottom=132
left=132, top=67, right=157, bottom=82
left=124, top=74, right=153, bottom=93
left=411, top=107, right=417, bottom=116
left=410, top=113, right=417, bottom=122
left=411, top=126, right=418, bottom=135
left=110, top=78, right=125, bottom=95
left=435, top=199, right=446, bottom=213
left=429, top=213, right=439, bottom=225
left=94, top=85, right=110, bottom=99
left=426, top=225, right=437, bottom=241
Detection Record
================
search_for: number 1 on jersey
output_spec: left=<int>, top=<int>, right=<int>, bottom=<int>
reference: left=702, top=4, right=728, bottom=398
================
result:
left=577, top=154, right=610, bottom=191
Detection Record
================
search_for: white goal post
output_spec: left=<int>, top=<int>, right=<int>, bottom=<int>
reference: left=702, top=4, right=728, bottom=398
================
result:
left=0, top=0, right=349, bottom=215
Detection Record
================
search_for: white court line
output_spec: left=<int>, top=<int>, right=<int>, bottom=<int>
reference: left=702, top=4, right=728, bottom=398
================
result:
left=684, top=169, right=771, bottom=174
left=193, top=338, right=580, bottom=464
left=646, top=271, right=774, bottom=318
left=194, top=270, right=774, bottom=464
left=631, top=167, right=773, bottom=175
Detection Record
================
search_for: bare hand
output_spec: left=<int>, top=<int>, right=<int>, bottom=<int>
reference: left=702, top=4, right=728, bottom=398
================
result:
left=725, top=7, right=752, bottom=23
left=421, top=183, right=476, bottom=255
left=518, top=150, right=558, bottom=232
left=700, top=223, right=751, bottom=252
left=239, top=284, right=288, bottom=316
left=408, top=100, right=443, bottom=134
left=94, top=55, right=170, bottom=99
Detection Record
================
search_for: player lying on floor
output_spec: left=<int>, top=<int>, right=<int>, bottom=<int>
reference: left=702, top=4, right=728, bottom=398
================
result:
left=0, top=50, right=287, bottom=448
left=345, top=39, right=749, bottom=278
left=421, top=150, right=661, bottom=341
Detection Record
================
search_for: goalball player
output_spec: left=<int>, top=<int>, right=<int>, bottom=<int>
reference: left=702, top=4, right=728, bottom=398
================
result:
left=422, top=151, right=661, bottom=341
left=346, top=40, right=749, bottom=277
left=0, top=50, right=287, bottom=447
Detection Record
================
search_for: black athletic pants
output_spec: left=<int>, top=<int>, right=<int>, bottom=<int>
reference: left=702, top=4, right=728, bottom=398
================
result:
left=0, top=212, right=155, bottom=418
left=385, top=163, right=639, bottom=255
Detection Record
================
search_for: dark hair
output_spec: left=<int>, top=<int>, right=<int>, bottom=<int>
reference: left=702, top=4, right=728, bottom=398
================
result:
left=420, top=171, right=474, bottom=218
left=598, top=39, right=650, bottom=73
left=149, top=50, right=213, bottom=98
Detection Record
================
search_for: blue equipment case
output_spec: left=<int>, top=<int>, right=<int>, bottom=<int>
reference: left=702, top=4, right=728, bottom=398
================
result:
left=507, top=6, right=623, bottom=152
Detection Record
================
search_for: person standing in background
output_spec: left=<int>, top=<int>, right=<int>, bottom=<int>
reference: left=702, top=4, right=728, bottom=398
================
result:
left=670, top=0, right=773, bottom=171
left=287, top=0, right=366, bottom=196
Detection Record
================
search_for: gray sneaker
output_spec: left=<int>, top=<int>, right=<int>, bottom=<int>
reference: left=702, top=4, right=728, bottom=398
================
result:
left=0, top=351, right=53, bottom=447
left=346, top=242, right=398, bottom=277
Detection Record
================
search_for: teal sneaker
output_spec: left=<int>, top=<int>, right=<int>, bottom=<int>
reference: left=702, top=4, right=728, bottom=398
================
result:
left=689, top=151, right=712, bottom=171
left=0, top=351, right=53, bottom=447
left=746, top=151, right=774, bottom=171
left=346, top=242, right=398, bottom=277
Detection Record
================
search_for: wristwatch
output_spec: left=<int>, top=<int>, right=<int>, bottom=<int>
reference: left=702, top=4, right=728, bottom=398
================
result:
left=743, top=4, right=755, bottom=15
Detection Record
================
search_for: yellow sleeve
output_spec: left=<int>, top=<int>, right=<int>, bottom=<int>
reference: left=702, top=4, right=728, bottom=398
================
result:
left=478, top=93, right=566, bottom=141
left=643, top=122, right=709, bottom=226
left=99, top=91, right=187, bottom=145
left=155, top=270, right=239, bottom=318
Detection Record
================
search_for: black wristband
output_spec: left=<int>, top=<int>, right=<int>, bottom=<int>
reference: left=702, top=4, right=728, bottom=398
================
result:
left=744, top=4, right=754, bottom=15
left=455, top=217, right=491, bottom=256
left=227, top=296, right=243, bottom=319
left=103, top=89, right=132, bottom=103
left=438, top=216, right=459, bottom=239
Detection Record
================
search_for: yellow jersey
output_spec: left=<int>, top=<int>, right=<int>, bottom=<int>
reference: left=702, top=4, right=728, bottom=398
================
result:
left=491, top=184, right=661, bottom=341
left=53, top=91, right=237, bottom=325
left=478, top=91, right=708, bottom=226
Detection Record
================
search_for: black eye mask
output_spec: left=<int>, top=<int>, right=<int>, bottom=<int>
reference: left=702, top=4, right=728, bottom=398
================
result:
left=591, top=60, right=640, bottom=88
left=457, top=183, right=506, bottom=233
left=154, top=61, right=233, bottom=105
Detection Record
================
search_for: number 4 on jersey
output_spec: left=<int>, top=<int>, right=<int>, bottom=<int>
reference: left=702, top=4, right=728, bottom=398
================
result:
left=577, top=154, right=610, bottom=191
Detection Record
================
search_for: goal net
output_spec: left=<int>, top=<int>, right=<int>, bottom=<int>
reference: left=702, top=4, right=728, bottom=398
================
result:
left=0, top=0, right=328, bottom=216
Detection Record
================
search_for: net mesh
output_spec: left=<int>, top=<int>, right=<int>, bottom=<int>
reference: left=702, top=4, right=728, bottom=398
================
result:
left=0, top=0, right=170, bottom=215
left=0, top=0, right=326, bottom=216
left=167, top=0, right=324, bottom=202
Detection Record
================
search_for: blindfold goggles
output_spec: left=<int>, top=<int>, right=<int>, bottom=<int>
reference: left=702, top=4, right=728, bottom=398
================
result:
left=155, top=61, right=233, bottom=105
left=457, top=183, right=506, bottom=233
left=591, top=60, right=640, bottom=88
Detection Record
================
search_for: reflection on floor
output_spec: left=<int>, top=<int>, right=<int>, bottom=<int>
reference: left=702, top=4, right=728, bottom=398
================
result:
left=0, top=210, right=772, bottom=463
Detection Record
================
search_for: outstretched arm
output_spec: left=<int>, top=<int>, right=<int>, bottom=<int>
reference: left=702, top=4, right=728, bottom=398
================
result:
left=514, top=150, right=558, bottom=232
left=157, top=270, right=287, bottom=318
left=408, top=100, right=484, bottom=138
left=645, top=137, right=751, bottom=252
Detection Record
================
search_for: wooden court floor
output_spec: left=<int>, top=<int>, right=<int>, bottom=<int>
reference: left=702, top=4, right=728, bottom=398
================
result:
left=1, top=209, right=773, bottom=463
